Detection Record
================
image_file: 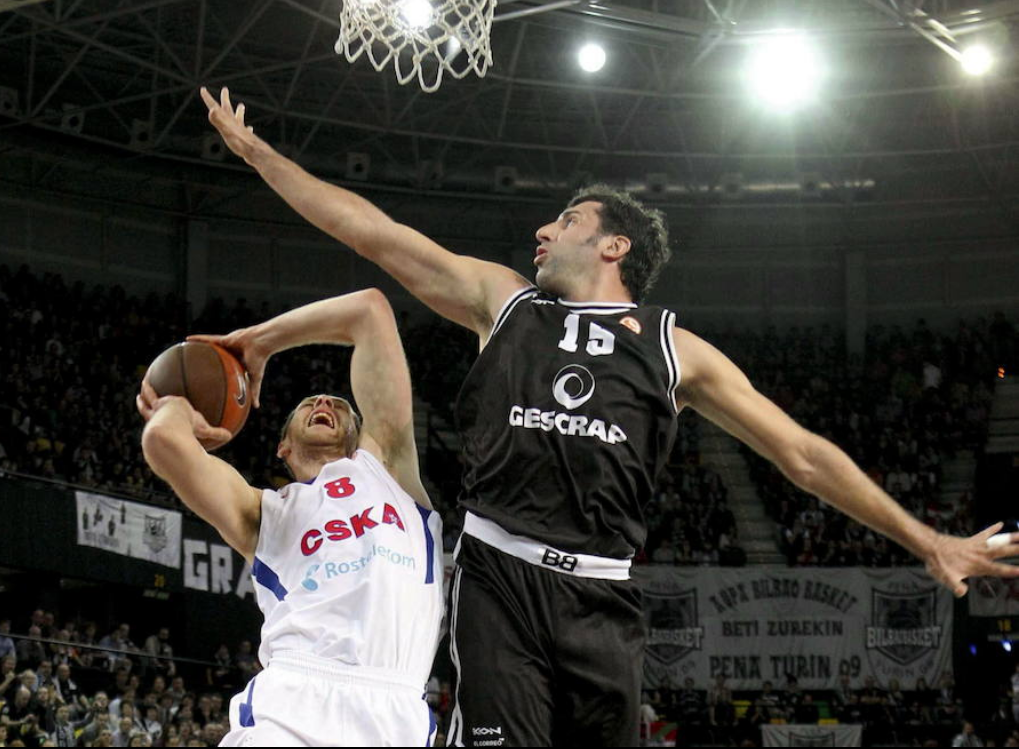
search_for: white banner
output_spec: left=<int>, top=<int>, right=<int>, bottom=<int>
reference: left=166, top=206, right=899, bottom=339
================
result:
left=633, top=566, right=952, bottom=691
left=762, top=724, right=862, bottom=747
left=75, top=491, right=181, bottom=569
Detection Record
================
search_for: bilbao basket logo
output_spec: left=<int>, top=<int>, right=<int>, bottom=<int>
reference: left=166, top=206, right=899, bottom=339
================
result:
left=143, top=514, right=168, bottom=554
left=866, top=588, right=942, bottom=666
left=644, top=589, right=704, bottom=666
left=552, top=365, right=596, bottom=410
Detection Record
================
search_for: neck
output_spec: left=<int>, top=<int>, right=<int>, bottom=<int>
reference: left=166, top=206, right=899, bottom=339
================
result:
left=557, top=274, right=633, bottom=305
left=288, top=444, right=351, bottom=482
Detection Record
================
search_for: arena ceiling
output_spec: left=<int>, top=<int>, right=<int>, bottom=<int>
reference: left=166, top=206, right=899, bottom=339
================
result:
left=0, top=0, right=1018, bottom=241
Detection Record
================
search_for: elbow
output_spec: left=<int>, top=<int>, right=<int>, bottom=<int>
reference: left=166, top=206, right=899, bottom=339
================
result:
left=778, top=433, right=821, bottom=492
left=141, top=423, right=182, bottom=478
left=354, top=288, right=396, bottom=329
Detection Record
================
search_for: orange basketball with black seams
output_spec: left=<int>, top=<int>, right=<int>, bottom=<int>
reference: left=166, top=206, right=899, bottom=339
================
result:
left=145, top=341, right=252, bottom=441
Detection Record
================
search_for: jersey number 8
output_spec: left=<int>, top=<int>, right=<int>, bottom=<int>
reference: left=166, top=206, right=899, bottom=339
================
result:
left=325, top=477, right=356, bottom=499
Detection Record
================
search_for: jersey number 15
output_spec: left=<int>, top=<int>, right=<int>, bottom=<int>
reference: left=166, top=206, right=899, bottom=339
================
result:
left=558, top=313, right=615, bottom=356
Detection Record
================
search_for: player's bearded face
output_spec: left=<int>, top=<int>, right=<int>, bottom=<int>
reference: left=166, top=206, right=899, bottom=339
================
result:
left=534, top=202, right=606, bottom=296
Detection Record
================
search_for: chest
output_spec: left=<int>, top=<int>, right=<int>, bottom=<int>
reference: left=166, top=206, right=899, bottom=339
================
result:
left=278, top=463, right=414, bottom=561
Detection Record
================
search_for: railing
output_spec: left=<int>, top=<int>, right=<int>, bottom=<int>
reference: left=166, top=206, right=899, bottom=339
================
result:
left=3, top=632, right=219, bottom=669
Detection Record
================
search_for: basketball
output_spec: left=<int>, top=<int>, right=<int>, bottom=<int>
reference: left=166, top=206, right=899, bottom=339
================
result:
left=145, top=341, right=252, bottom=439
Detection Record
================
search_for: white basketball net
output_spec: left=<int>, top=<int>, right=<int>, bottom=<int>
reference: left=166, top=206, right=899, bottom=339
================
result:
left=336, top=0, right=497, bottom=93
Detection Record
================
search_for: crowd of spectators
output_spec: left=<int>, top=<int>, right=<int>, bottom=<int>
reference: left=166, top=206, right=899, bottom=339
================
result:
left=7, top=600, right=1018, bottom=748
left=0, top=605, right=457, bottom=748
left=639, top=670, right=1016, bottom=747
left=0, top=608, right=265, bottom=747
left=705, top=316, right=1016, bottom=566
left=640, top=417, right=743, bottom=566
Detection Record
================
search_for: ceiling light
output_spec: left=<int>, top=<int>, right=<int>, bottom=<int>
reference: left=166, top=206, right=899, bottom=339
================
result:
left=578, top=43, right=606, bottom=73
left=745, top=33, right=824, bottom=110
left=960, top=44, right=994, bottom=75
left=400, top=0, right=433, bottom=29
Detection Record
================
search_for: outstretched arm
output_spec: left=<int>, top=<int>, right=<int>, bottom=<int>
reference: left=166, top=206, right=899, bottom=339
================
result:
left=200, top=87, right=529, bottom=339
left=189, top=290, right=429, bottom=507
left=674, top=327, right=1019, bottom=596
left=137, top=386, right=262, bottom=562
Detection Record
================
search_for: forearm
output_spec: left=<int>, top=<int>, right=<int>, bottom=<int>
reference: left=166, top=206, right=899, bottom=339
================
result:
left=248, top=144, right=390, bottom=254
left=252, top=290, right=384, bottom=356
left=794, top=435, right=938, bottom=560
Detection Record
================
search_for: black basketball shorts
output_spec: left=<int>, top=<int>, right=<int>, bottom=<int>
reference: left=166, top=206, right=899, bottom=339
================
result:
left=446, top=532, right=645, bottom=747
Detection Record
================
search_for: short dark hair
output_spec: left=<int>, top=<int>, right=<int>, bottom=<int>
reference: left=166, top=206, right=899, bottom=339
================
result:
left=569, top=184, right=671, bottom=303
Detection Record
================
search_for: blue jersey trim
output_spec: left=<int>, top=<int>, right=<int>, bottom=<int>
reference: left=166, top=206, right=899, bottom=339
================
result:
left=416, top=505, right=436, bottom=585
left=252, top=557, right=288, bottom=601
left=239, top=677, right=257, bottom=727
left=427, top=704, right=437, bottom=746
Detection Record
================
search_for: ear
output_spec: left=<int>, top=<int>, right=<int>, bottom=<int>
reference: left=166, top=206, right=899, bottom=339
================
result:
left=276, top=440, right=290, bottom=460
left=602, top=234, right=631, bottom=262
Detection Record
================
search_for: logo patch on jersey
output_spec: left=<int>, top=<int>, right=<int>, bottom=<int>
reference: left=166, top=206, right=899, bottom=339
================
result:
left=552, top=365, right=596, bottom=409
left=620, top=316, right=642, bottom=335
left=300, top=545, right=417, bottom=590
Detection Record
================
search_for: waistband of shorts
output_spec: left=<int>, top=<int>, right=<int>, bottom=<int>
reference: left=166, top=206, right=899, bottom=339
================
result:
left=459, top=511, right=631, bottom=581
left=268, top=651, right=424, bottom=693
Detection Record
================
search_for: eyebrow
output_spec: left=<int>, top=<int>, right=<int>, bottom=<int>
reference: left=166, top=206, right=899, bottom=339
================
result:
left=559, top=209, right=582, bottom=222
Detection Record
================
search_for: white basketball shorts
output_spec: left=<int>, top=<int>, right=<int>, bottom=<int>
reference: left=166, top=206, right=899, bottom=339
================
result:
left=220, top=651, right=437, bottom=747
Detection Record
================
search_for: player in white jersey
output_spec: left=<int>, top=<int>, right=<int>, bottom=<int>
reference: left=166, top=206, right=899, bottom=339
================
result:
left=136, top=289, right=443, bottom=747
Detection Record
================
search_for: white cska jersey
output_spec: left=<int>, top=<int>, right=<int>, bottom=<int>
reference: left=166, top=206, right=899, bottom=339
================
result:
left=250, top=449, right=443, bottom=687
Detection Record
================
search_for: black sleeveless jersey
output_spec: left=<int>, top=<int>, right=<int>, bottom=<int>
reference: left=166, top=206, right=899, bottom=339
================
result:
left=454, top=287, right=682, bottom=558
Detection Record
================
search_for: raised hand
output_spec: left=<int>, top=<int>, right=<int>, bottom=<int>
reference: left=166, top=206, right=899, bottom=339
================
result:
left=923, top=522, right=1019, bottom=597
left=186, top=326, right=270, bottom=409
left=200, top=86, right=262, bottom=164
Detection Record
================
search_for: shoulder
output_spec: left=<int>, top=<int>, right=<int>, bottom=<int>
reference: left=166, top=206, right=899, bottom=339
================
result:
left=353, top=444, right=432, bottom=510
left=480, top=286, right=541, bottom=347
left=671, top=326, right=737, bottom=381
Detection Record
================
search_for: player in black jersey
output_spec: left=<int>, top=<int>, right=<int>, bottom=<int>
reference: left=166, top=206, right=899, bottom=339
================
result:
left=203, top=87, right=1019, bottom=746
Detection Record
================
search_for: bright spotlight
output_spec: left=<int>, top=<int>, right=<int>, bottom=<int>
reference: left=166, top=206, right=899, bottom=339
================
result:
left=400, top=0, right=433, bottom=29
left=1004, top=640, right=1013, bottom=653
left=961, top=44, right=994, bottom=75
left=578, top=43, right=607, bottom=73
left=745, top=33, right=824, bottom=110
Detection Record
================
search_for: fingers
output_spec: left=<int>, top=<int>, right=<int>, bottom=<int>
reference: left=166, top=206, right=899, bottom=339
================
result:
left=250, top=374, right=263, bottom=410
left=199, top=427, right=233, bottom=452
left=185, top=333, right=224, bottom=345
left=989, top=540, right=1019, bottom=559
left=984, top=561, right=1019, bottom=578
left=236, top=102, right=246, bottom=126
left=977, top=521, right=1006, bottom=539
left=199, top=86, right=217, bottom=111
left=220, top=85, right=232, bottom=113
left=140, top=379, right=159, bottom=407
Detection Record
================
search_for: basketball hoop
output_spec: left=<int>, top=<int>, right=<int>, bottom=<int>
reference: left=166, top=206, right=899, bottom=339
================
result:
left=336, top=0, right=496, bottom=93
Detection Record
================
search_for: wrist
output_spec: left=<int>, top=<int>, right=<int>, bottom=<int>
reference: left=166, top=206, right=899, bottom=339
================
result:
left=901, top=521, right=941, bottom=561
left=248, top=139, right=280, bottom=172
left=247, top=321, right=281, bottom=359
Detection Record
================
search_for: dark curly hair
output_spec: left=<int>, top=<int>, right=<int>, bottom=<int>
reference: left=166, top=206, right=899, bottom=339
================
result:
left=568, top=184, right=671, bottom=304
